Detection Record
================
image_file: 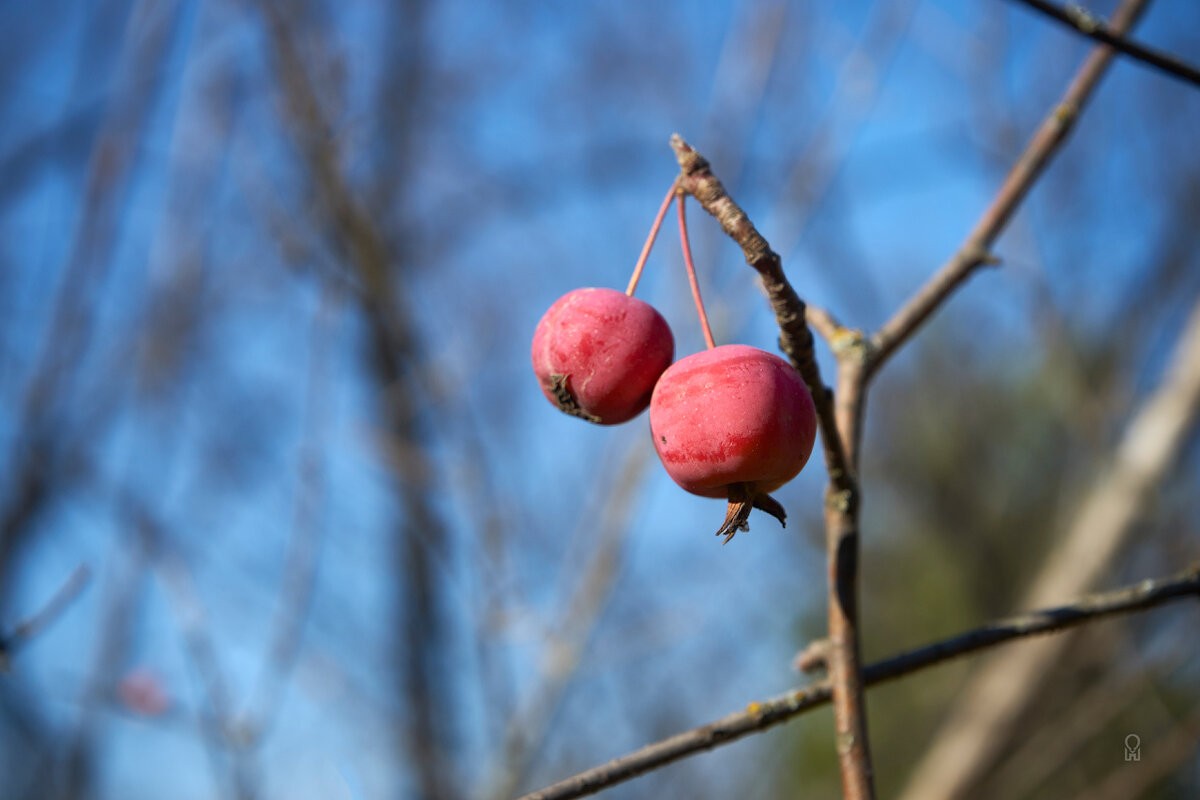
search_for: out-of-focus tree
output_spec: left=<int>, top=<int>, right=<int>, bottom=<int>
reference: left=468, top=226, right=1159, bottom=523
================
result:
left=1, top=1, right=1198, bottom=799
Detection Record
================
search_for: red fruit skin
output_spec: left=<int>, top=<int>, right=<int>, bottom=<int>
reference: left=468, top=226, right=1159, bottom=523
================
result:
left=532, top=288, right=674, bottom=425
left=649, top=344, right=817, bottom=497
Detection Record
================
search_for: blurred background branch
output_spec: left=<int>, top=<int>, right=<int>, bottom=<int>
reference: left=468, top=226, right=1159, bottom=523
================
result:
left=897, top=264, right=1200, bottom=800
left=1006, top=0, right=1200, bottom=87
left=0, top=567, right=89, bottom=672
left=869, top=0, right=1151, bottom=372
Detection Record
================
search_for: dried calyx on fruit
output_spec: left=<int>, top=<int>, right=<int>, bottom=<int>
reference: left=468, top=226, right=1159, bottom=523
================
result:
left=650, top=344, right=816, bottom=542
left=530, top=184, right=678, bottom=425
left=531, top=288, right=674, bottom=424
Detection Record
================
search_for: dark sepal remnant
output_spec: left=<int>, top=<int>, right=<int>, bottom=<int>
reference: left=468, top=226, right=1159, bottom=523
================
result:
left=716, top=483, right=787, bottom=544
left=547, top=373, right=600, bottom=423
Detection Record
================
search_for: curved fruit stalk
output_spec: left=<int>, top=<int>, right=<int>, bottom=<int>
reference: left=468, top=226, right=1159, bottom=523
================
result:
left=531, top=183, right=678, bottom=426
left=532, top=287, right=674, bottom=425
left=649, top=344, right=817, bottom=542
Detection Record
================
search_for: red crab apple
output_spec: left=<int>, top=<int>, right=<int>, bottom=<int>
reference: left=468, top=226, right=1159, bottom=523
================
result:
left=649, top=344, right=817, bottom=542
left=532, top=287, right=674, bottom=425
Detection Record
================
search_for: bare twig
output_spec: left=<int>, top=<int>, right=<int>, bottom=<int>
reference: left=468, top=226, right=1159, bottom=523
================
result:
left=63, top=529, right=146, bottom=800
left=0, top=0, right=173, bottom=666
left=766, top=0, right=921, bottom=278
left=804, top=305, right=844, bottom=348
left=1006, top=0, right=1200, bottom=88
left=794, top=637, right=832, bottom=674
left=244, top=285, right=336, bottom=738
left=868, top=0, right=1152, bottom=374
left=486, top=444, right=648, bottom=800
left=517, top=563, right=1200, bottom=800
left=143, top=509, right=260, bottom=800
left=90, top=453, right=258, bottom=799
left=252, top=4, right=456, bottom=797
left=671, top=134, right=874, bottom=798
left=700, top=0, right=787, bottom=188
left=0, top=565, right=91, bottom=670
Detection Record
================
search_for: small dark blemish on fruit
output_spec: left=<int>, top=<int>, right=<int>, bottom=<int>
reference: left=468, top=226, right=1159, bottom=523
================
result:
left=660, top=436, right=667, bottom=443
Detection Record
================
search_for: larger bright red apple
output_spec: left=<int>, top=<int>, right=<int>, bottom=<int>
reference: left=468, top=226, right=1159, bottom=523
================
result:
left=649, top=344, right=817, bottom=541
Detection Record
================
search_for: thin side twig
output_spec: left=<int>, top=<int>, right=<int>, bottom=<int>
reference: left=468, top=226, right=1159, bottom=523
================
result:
left=484, top=444, right=649, bottom=800
left=517, top=563, right=1200, bottom=800
left=0, top=565, right=91, bottom=670
left=868, top=0, right=1152, bottom=374
left=1006, top=0, right=1200, bottom=88
left=804, top=304, right=845, bottom=348
left=145, top=516, right=256, bottom=796
left=243, top=284, right=336, bottom=738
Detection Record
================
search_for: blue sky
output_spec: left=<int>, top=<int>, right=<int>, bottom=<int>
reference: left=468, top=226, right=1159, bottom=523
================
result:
left=2, top=1, right=1200, bottom=798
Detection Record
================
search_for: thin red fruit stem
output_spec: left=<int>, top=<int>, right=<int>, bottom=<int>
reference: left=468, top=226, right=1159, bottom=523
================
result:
left=678, top=194, right=716, bottom=350
left=625, top=182, right=679, bottom=297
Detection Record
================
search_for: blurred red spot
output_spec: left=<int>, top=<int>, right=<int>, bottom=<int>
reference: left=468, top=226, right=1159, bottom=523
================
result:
left=118, top=668, right=170, bottom=717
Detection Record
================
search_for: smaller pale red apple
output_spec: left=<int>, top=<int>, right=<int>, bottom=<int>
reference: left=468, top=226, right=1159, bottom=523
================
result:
left=532, top=288, right=674, bottom=425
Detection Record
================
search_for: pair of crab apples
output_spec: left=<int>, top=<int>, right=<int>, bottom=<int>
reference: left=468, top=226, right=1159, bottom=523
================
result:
left=532, top=287, right=818, bottom=542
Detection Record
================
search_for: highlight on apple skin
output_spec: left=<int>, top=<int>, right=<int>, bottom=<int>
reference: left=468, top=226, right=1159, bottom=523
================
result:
left=531, top=287, right=675, bottom=425
left=649, top=343, right=817, bottom=541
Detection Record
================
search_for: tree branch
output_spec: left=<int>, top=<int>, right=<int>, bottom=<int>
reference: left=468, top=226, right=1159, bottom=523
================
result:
left=868, top=0, right=1152, bottom=374
left=517, top=563, right=1200, bottom=800
left=0, top=565, right=91, bottom=671
left=605, top=3, right=1159, bottom=794
left=1006, top=0, right=1200, bottom=89
left=253, top=4, right=458, bottom=798
left=671, top=134, right=875, bottom=797
left=825, top=356, right=871, bottom=798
